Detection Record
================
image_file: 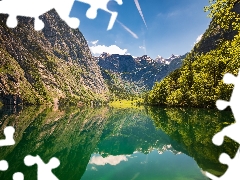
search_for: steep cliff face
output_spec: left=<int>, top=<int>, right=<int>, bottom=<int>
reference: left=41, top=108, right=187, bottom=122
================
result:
left=194, top=2, right=240, bottom=54
left=0, top=10, right=109, bottom=105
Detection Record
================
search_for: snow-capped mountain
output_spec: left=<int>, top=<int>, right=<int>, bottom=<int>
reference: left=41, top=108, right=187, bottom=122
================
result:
left=95, top=53, right=187, bottom=95
left=155, top=55, right=165, bottom=64
left=155, top=54, right=181, bottom=65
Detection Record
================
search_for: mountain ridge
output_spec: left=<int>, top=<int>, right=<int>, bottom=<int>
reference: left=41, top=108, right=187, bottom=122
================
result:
left=0, top=9, right=109, bottom=105
left=95, top=52, right=187, bottom=99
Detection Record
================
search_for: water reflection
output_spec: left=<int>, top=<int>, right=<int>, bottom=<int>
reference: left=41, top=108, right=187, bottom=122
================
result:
left=89, top=154, right=128, bottom=166
left=147, top=107, right=239, bottom=177
left=0, top=106, right=238, bottom=179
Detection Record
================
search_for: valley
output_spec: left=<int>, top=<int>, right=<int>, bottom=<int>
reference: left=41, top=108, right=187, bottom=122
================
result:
left=0, top=1, right=240, bottom=179
left=0, top=1, right=240, bottom=109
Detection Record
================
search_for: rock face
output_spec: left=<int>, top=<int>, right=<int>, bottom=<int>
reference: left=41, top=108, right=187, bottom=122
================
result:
left=0, top=10, right=109, bottom=105
left=96, top=53, right=187, bottom=91
left=194, top=2, right=240, bottom=54
left=155, top=54, right=181, bottom=65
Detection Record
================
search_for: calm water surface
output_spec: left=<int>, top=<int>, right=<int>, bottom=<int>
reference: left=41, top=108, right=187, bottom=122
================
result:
left=0, top=106, right=238, bottom=180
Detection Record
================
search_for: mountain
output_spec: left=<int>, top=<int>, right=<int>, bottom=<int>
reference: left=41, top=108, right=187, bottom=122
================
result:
left=96, top=53, right=187, bottom=98
left=155, top=54, right=181, bottom=65
left=145, top=1, right=240, bottom=108
left=155, top=55, right=165, bottom=64
left=0, top=10, right=109, bottom=105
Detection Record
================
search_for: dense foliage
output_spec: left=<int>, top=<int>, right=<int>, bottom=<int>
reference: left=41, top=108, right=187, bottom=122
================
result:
left=1, top=106, right=237, bottom=178
left=147, top=107, right=239, bottom=176
left=145, top=0, right=240, bottom=108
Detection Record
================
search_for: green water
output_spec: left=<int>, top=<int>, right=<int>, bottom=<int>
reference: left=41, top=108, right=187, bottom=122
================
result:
left=0, top=106, right=238, bottom=180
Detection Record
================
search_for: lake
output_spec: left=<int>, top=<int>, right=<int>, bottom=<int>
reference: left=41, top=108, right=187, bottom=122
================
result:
left=0, top=106, right=238, bottom=180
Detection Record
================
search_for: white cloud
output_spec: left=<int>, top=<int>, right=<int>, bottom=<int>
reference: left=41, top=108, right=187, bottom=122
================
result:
left=91, top=40, right=99, bottom=46
left=195, top=34, right=203, bottom=44
left=89, top=155, right=128, bottom=166
left=139, top=46, right=145, bottom=50
left=117, top=20, right=138, bottom=39
left=91, top=167, right=98, bottom=171
left=90, top=44, right=128, bottom=55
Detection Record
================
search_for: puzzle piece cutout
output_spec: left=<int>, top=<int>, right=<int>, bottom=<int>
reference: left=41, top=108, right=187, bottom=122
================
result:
left=76, top=0, right=123, bottom=30
left=0, top=126, right=15, bottom=147
left=24, top=155, right=60, bottom=180
left=13, top=172, right=24, bottom=180
left=0, top=126, right=15, bottom=172
left=205, top=70, right=240, bottom=179
left=205, top=147, right=240, bottom=180
left=0, top=0, right=79, bottom=30
left=212, top=70, right=240, bottom=146
left=0, top=160, right=8, bottom=171
left=0, top=0, right=123, bottom=30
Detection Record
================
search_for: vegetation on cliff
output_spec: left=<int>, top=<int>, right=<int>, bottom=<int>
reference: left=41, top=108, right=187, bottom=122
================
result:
left=0, top=10, right=109, bottom=106
left=145, top=0, right=240, bottom=108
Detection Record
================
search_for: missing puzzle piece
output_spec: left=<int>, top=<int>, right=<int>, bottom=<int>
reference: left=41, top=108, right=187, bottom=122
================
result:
left=0, top=126, right=15, bottom=147
left=24, top=155, right=60, bottom=180
left=0, top=160, right=8, bottom=171
left=0, top=0, right=80, bottom=30
left=12, top=172, right=24, bottom=180
left=0, top=126, right=15, bottom=173
left=212, top=71, right=240, bottom=146
left=207, top=70, right=240, bottom=179
left=0, top=0, right=123, bottom=30
left=205, top=148, right=240, bottom=180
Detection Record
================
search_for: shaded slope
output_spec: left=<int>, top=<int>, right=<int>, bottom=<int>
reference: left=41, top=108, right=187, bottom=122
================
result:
left=0, top=10, right=109, bottom=105
left=96, top=53, right=186, bottom=99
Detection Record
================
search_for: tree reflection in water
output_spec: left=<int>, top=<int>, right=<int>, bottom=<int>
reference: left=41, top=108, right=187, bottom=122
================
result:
left=0, top=106, right=238, bottom=179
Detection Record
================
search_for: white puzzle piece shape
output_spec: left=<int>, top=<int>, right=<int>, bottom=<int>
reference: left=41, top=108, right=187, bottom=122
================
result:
left=0, top=0, right=123, bottom=30
left=205, top=148, right=240, bottom=180
left=0, top=0, right=79, bottom=30
left=212, top=71, right=240, bottom=146
left=207, top=70, right=240, bottom=179
left=0, top=126, right=15, bottom=147
left=24, top=155, right=60, bottom=180
left=0, top=160, right=8, bottom=171
left=0, top=126, right=15, bottom=172
left=13, top=172, right=24, bottom=180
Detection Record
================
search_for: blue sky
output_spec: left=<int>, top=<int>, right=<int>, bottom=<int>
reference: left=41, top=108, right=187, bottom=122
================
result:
left=70, top=0, right=211, bottom=59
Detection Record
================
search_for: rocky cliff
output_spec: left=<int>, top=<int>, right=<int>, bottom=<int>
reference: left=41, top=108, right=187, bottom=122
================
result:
left=96, top=53, right=187, bottom=95
left=194, top=2, right=240, bottom=54
left=0, top=10, right=109, bottom=105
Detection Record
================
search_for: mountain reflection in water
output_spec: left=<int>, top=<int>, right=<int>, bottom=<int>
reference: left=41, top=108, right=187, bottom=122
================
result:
left=0, top=106, right=238, bottom=180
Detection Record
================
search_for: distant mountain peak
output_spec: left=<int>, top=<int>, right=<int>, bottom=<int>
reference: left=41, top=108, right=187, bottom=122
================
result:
left=154, top=54, right=181, bottom=65
left=99, top=52, right=111, bottom=58
left=97, top=52, right=187, bottom=92
left=155, top=55, right=165, bottom=64
left=168, top=54, right=180, bottom=59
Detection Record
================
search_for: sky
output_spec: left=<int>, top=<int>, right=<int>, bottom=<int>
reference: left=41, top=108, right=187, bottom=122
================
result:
left=70, top=0, right=211, bottom=59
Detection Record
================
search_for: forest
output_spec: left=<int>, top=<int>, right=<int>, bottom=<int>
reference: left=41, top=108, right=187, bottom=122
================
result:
left=144, top=0, right=240, bottom=108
